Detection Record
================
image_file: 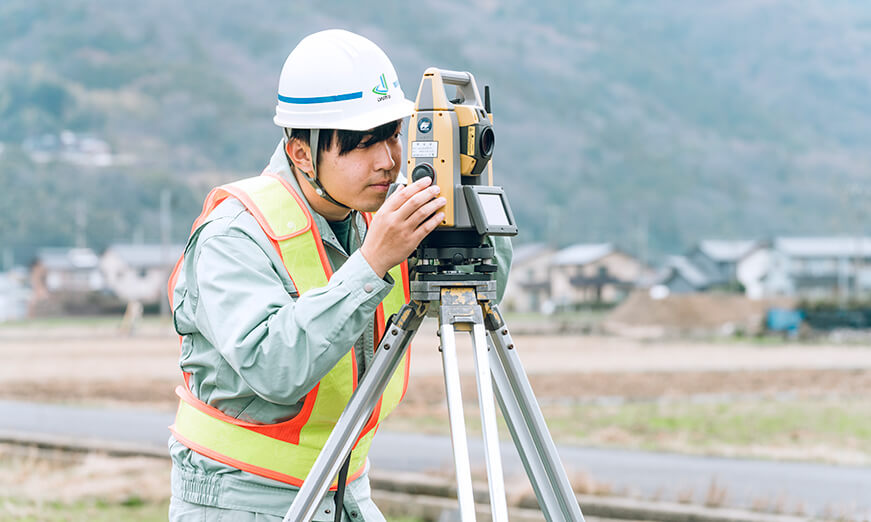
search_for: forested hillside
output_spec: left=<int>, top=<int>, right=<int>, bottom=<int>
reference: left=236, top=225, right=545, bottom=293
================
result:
left=1, top=0, right=870, bottom=263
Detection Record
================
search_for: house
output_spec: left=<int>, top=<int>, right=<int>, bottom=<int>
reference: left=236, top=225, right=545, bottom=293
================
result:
left=686, top=240, right=762, bottom=287
left=100, top=243, right=186, bottom=305
left=30, top=247, right=107, bottom=315
left=762, top=237, right=871, bottom=300
left=659, top=255, right=711, bottom=294
left=549, top=243, right=649, bottom=309
left=501, top=243, right=556, bottom=313
left=0, top=268, right=31, bottom=322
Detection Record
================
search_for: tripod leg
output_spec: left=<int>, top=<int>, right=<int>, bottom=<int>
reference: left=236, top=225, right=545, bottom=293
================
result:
left=469, top=322, right=509, bottom=521
left=283, top=301, right=427, bottom=522
left=484, top=303, right=586, bottom=522
left=439, top=322, right=478, bottom=521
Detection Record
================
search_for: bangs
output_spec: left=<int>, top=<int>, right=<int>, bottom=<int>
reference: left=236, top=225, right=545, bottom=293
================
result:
left=335, top=119, right=402, bottom=154
left=287, top=119, right=402, bottom=159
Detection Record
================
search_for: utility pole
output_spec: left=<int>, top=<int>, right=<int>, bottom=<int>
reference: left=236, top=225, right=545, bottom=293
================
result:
left=160, top=188, right=171, bottom=316
left=75, top=200, right=87, bottom=248
left=546, top=204, right=560, bottom=247
left=636, top=212, right=649, bottom=283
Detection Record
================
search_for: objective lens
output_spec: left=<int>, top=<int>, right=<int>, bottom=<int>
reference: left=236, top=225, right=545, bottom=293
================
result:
left=479, top=126, right=495, bottom=158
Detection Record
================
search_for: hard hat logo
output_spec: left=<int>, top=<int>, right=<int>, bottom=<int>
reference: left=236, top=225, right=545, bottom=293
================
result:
left=373, top=73, right=390, bottom=96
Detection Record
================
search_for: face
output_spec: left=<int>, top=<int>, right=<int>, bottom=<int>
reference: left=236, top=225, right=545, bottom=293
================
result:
left=316, top=124, right=403, bottom=215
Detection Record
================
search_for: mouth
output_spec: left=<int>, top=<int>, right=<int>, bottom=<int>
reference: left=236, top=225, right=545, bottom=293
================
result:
left=369, top=180, right=393, bottom=192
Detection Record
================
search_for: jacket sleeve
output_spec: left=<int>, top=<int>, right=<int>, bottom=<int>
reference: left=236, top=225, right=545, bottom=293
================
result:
left=491, top=235, right=513, bottom=304
left=190, top=232, right=392, bottom=406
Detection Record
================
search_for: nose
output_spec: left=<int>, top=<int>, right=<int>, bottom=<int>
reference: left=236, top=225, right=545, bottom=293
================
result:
left=373, top=141, right=396, bottom=171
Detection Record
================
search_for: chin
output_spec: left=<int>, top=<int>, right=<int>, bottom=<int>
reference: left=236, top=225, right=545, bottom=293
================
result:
left=361, top=195, right=387, bottom=213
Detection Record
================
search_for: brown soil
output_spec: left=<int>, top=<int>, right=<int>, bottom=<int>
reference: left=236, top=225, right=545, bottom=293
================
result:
left=399, top=368, right=871, bottom=408
left=605, top=291, right=794, bottom=334
left=3, top=320, right=871, bottom=409
left=3, top=368, right=869, bottom=411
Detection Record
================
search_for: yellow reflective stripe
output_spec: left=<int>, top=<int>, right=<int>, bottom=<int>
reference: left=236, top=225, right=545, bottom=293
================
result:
left=377, top=264, right=409, bottom=422
left=297, top=348, right=355, bottom=447
left=233, top=176, right=328, bottom=295
left=244, top=177, right=352, bottom=451
left=231, top=177, right=309, bottom=238
left=174, top=398, right=366, bottom=485
left=277, top=235, right=329, bottom=294
left=383, top=264, right=406, bottom=315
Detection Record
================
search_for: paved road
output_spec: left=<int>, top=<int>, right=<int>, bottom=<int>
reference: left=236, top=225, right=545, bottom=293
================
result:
left=1, top=399, right=869, bottom=518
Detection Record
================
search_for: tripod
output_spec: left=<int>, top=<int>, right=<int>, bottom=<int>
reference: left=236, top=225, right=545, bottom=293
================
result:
left=283, top=249, right=585, bottom=521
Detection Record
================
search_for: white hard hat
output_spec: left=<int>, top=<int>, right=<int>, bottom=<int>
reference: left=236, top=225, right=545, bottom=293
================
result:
left=274, top=29, right=414, bottom=131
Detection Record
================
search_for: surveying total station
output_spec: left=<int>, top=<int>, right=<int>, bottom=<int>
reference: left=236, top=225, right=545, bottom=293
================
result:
left=284, top=69, right=585, bottom=522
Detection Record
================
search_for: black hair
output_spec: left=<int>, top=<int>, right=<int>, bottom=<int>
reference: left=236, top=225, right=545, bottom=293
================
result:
left=288, top=119, right=401, bottom=158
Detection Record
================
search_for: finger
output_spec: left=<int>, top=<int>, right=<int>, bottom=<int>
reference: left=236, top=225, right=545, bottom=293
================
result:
left=397, top=184, right=441, bottom=220
left=383, top=176, right=432, bottom=211
left=408, top=197, right=447, bottom=227
left=413, top=212, right=445, bottom=240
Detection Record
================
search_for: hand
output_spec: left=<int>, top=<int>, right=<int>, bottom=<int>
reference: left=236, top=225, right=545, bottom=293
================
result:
left=360, top=177, right=445, bottom=277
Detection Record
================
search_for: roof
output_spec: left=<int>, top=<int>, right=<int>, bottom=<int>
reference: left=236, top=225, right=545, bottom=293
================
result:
left=552, top=243, right=613, bottom=266
left=511, top=243, right=553, bottom=266
left=774, top=237, right=871, bottom=258
left=664, top=255, right=709, bottom=288
left=697, top=240, right=759, bottom=262
left=104, top=243, right=186, bottom=269
left=35, top=248, right=99, bottom=270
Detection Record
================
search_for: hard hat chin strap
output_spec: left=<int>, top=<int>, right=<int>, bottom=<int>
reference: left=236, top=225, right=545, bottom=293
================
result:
left=284, top=128, right=350, bottom=210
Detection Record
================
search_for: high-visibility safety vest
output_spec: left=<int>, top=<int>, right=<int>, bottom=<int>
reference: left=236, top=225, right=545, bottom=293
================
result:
left=167, top=172, right=411, bottom=489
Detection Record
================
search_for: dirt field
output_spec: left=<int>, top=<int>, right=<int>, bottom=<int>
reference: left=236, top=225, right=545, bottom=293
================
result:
left=2, top=317, right=870, bottom=410
left=3, top=316, right=871, bottom=516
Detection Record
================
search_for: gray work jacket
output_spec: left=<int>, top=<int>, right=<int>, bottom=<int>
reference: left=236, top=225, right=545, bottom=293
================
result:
left=169, top=140, right=513, bottom=520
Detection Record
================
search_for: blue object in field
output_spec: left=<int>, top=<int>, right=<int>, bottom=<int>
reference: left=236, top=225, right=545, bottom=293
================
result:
left=767, top=308, right=803, bottom=333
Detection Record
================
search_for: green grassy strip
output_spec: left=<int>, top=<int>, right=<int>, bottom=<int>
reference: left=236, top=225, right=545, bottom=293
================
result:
left=0, top=498, right=170, bottom=522
left=0, top=498, right=424, bottom=522
left=384, top=397, right=871, bottom=463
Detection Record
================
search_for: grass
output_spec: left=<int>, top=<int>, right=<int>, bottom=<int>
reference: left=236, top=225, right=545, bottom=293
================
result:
left=0, top=499, right=426, bottom=521
left=0, top=498, right=170, bottom=521
left=0, top=315, right=172, bottom=329
left=0, top=445, right=427, bottom=522
left=384, top=397, right=871, bottom=465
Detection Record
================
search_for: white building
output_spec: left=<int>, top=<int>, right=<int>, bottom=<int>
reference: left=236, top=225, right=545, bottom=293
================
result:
left=761, top=237, right=871, bottom=300
left=501, top=243, right=556, bottom=313
left=101, top=243, right=186, bottom=304
left=0, top=268, right=31, bottom=322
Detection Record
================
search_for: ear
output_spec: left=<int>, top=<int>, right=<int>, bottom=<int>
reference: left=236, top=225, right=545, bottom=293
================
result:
left=285, top=137, right=314, bottom=175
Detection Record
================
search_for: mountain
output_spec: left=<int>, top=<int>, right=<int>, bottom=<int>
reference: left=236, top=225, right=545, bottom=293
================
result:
left=1, top=0, right=870, bottom=263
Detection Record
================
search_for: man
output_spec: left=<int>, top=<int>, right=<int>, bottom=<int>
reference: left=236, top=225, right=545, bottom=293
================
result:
left=167, top=29, right=512, bottom=521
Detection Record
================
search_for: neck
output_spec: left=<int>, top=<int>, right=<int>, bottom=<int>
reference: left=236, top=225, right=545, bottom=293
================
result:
left=292, top=168, right=352, bottom=221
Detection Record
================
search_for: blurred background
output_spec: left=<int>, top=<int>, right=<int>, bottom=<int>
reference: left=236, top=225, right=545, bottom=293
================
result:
left=1, top=1, right=871, bottom=521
